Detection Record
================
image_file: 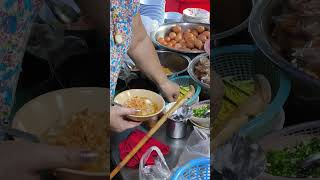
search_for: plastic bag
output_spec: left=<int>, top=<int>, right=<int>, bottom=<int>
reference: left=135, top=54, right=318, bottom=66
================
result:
left=174, top=127, right=210, bottom=168
left=139, top=146, right=171, bottom=180
left=213, top=134, right=265, bottom=180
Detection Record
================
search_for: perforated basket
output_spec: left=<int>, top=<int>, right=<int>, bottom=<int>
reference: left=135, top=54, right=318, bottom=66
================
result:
left=212, top=45, right=291, bottom=139
left=169, top=76, right=201, bottom=106
left=171, top=157, right=210, bottom=180
left=257, top=120, right=320, bottom=180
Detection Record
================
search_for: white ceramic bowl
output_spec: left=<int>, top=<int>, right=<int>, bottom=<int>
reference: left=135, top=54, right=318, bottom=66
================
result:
left=12, top=87, right=108, bottom=180
left=113, top=89, right=165, bottom=122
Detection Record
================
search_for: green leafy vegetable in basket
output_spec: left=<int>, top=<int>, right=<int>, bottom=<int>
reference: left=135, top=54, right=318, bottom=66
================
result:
left=193, top=105, right=209, bottom=118
left=223, top=78, right=255, bottom=105
left=216, top=78, right=255, bottom=121
left=266, top=138, right=320, bottom=178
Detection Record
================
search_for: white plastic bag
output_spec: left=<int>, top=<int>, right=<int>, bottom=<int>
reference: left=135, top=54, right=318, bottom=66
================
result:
left=139, top=146, right=171, bottom=180
left=175, top=127, right=210, bottom=168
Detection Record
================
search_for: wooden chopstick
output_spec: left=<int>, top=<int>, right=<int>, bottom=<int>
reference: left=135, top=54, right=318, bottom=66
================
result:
left=110, top=86, right=195, bottom=179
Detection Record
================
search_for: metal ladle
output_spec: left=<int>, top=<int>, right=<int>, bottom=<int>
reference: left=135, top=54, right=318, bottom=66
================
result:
left=301, top=153, right=320, bottom=169
left=1, top=128, right=40, bottom=143
left=45, top=0, right=80, bottom=24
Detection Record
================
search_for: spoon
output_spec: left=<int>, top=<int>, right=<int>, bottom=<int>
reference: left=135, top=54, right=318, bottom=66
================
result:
left=1, top=128, right=40, bottom=143
left=204, top=109, right=210, bottom=118
left=45, top=0, right=80, bottom=24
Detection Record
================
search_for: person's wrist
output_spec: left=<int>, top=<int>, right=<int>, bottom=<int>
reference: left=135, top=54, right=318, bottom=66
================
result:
left=155, top=75, right=169, bottom=88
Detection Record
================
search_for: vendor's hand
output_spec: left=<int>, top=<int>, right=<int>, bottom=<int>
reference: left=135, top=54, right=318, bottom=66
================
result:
left=0, top=141, right=97, bottom=180
left=159, top=80, right=180, bottom=102
left=110, top=106, right=141, bottom=132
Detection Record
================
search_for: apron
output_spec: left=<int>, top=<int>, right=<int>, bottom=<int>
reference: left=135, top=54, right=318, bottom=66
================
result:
left=109, top=0, right=140, bottom=100
left=0, top=0, right=43, bottom=126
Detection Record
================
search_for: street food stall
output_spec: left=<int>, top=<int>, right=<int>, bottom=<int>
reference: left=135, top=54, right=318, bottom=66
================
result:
left=213, top=0, right=320, bottom=179
left=110, top=0, right=212, bottom=179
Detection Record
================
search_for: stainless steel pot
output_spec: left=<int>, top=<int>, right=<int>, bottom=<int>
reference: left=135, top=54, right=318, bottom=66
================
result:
left=166, top=118, right=187, bottom=139
left=249, top=0, right=320, bottom=99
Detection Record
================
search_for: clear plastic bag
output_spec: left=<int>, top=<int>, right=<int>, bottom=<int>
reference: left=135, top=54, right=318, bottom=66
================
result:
left=174, top=127, right=210, bottom=168
left=139, top=146, right=171, bottom=180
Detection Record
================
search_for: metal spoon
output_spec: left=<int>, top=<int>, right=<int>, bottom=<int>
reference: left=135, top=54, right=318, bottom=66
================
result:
left=1, top=128, right=40, bottom=143
left=45, top=0, right=80, bottom=24
left=204, top=109, right=210, bottom=118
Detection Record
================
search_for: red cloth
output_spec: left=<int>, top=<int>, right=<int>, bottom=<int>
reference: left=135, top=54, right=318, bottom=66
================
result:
left=165, top=0, right=210, bottom=13
left=119, top=129, right=170, bottom=168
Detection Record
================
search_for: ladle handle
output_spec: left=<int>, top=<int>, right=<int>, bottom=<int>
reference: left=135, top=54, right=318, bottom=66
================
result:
left=110, top=86, right=195, bottom=179
left=0, top=128, right=40, bottom=143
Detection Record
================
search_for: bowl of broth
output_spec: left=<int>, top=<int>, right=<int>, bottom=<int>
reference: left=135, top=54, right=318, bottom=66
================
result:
left=114, top=89, right=165, bottom=122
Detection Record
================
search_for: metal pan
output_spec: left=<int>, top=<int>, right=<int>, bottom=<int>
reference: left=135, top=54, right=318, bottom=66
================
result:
left=188, top=53, right=210, bottom=90
left=151, top=22, right=210, bottom=54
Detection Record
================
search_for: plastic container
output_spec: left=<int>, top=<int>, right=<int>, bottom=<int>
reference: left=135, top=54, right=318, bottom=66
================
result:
left=212, top=45, right=291, bottom=140
left=171, top=157, right=210, bottom=180
left=169, top=76, right=201, bottom=106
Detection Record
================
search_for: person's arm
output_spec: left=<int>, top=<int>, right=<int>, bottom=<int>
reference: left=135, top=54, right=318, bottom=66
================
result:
left=127, top=13, right=167, bottom=86
left=128, top=13, right=180, bottom=101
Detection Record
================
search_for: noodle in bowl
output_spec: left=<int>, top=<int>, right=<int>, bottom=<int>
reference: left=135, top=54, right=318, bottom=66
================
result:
left=12, top=87, right=108, bottom=180
left=114, top=89, right=165, bottom=122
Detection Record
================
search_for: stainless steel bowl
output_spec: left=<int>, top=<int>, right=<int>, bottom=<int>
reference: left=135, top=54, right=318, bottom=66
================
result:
left=151, top=22, right=210, bottom=54
left=188, top=53, right=210, bottom=89
left=249, top=0, right=320, bottom=93
left=157, top=50, right=191, bottom=77
left=130, top=50, right=191, bottom=78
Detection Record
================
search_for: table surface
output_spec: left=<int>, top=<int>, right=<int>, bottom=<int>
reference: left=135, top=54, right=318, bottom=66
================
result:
left=111, top=121, right=194, bottom=180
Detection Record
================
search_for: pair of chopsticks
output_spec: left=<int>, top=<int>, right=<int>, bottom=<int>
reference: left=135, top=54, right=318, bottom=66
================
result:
left=110, top=86, right=195, bottom=179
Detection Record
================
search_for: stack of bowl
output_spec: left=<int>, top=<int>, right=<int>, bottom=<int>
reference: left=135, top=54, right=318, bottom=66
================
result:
left=139, top=0, right=166, bottom=25
left=164, top=12, right=183, bottom=23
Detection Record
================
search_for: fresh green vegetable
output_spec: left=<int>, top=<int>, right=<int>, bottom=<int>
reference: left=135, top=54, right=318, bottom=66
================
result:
left=223, top=77, right=255, bottom=105
left=266, top=138, right=320, bottom=178
left=180, top=86, right=190, bottom=95
left=177, top=86, right=190, bottom=101
left=193, top=105, right=209, bottom=118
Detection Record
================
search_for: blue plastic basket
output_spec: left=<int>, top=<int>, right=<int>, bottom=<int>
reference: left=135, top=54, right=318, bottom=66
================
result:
left=169, top=75, right=201, bottom=106
left=212, top=45, right=291, bottom=140
left=171, top=158, right=210, bottom=180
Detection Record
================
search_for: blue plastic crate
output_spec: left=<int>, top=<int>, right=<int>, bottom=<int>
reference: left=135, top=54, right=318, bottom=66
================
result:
left=171, top=158, right=210, bottom=180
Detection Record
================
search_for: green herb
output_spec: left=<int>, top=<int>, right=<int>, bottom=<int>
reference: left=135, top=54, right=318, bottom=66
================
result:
left=193, top=105, right=209, bottom=118
left=266, top=138, right=320, bottom=178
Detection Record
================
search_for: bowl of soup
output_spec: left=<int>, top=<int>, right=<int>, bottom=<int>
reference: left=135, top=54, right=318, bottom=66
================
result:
left=12, top=87, right=108, bottom=180
left=113, top=89, right=165, bottom=122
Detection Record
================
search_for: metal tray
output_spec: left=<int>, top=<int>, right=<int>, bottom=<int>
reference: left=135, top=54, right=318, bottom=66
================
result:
left=151, top=22, right=210, bottom=54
